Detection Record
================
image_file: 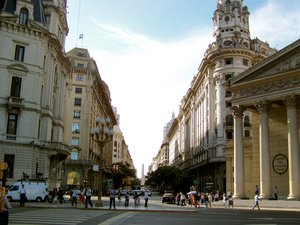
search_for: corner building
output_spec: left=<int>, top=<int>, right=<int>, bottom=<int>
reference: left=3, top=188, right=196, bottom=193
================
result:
left=169, top=0, right=276, bottom=192
left=0, top=0, right=70, bottom=188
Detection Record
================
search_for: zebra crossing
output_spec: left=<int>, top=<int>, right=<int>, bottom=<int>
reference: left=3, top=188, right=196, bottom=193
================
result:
left=9, top=208, right=105, bottom=225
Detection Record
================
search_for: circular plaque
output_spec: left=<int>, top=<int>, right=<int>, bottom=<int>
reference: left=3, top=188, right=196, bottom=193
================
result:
left=272, top=154, right=288, bottom=175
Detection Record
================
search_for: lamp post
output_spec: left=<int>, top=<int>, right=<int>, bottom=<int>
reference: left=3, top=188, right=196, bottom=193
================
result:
left=91, top=117, right=114, bottom=207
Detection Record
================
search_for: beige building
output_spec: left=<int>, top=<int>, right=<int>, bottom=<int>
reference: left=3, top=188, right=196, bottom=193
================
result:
left=0, top=0, right=70, bottom=188
left=226, top=39, right=300, bottom=200
left=63, top=47, right=118, bottom=190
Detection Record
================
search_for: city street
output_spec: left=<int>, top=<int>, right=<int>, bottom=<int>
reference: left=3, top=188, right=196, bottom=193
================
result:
left=7, top=196, right=300, bottom=225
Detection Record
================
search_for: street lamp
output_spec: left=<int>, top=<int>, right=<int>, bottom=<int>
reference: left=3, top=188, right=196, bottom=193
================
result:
left=91, top=117, right=114, bottom=207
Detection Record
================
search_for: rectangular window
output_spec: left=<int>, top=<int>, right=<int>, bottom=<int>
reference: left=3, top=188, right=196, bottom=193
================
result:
left=72, top=123, right=80, bottom=133
left=71, top=137, right=79, bottom=146
left=74, top=98, right=81, bottom=106
left=7, top=113, right=18, bottom=135
left=75, top=87, right=82, bottom=94
left=14, top=45, right=25, bottom=61
left=73, top=110, right=81, bottom=118
left=77, top=63, right=84, bottom=68
left=76, top=75, right=83, bottom=81
left=10, top=77, right=22, bottom=97
left=4, top=154, right=15, bottom=178
left=224, top=58, right=233, bottom=65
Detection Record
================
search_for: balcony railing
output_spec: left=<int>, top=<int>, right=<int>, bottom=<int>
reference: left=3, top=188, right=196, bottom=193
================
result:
left=8, top=96, right=24, bottom=109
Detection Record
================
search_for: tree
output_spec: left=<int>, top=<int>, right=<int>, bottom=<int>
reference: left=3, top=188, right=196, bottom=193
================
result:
left=145, top=166, right=192, bottom=194
left=111, top=162, right=137, bottom=189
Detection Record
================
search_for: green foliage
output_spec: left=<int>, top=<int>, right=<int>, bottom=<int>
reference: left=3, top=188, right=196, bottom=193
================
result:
left=145, top=166, right=192, bottom=194
left=111, top=162, right=137, bottom=189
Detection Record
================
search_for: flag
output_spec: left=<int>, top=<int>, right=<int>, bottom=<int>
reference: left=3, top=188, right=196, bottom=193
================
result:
left=79, top=34, right=83, bottom=39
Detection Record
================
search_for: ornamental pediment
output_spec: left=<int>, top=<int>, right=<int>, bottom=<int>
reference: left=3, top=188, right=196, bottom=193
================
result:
left=230, top=39, right=300, bottom=84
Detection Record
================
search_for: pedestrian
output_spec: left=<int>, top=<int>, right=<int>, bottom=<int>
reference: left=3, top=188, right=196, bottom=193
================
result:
left=252, top=193, right=261, bottom=210
left=144, top=189, right=150, bottom=207
left=180, top=192, right=186, bottom=206
left=117, top=189, right=121, bottom=206
left=204, top=194, right=209, bottom=208
left=255, top=185, right=259, bottom=194
left=84, top=185, right=93, bottom=208
left=19, top=184, right=26, bottom=206
left=0, top=188, right=12, bottom=225
left=71, top=186, right=79, bottom=207
left=58, top=187, right=65, bottom=204
left=208, top=193, right=212, bottom=208
left=274, top=186, right=278, bottom=200
left=176, top=193, right=180, bottom=206
left=109, top=185, right=116, bottom=209
left=50, top=187, right=58, bottom=203
left=223, top=193, right=227, bottom=208
left=133, top=191, right=140, bottom=207
left=124, top=191, right=129, bottom=207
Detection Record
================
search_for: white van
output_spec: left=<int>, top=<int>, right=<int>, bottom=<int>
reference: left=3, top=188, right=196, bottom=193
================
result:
left=7, top=181, right=49, bottom=202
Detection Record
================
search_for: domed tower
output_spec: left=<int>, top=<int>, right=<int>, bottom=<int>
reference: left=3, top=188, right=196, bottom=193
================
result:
left=188, top=0, right=277, bottom=192
left=213, top=0, right=251, bottom=49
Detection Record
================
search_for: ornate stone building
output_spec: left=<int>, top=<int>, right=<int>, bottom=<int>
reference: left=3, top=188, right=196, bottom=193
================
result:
left=166, top=0, right=276, bottom=192
left=63, top=47, right=118, bottom=190
left=226, top=39, right=300, bottom=199
left=0, top=0, right=70, bottom=188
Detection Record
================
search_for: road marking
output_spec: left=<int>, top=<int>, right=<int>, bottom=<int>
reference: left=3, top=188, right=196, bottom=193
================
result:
left=97, top=212, right=135, bottom=225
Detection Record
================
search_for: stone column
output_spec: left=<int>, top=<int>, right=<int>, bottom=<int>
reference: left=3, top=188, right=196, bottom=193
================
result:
left=284, top=95, right=300, bottom=200
left=254, top=100, right=272, bottom=199
left=232, top=105, right=245, bottom=198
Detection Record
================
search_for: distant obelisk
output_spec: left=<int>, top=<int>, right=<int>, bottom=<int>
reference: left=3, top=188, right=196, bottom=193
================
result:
left=141, top=164, right=145, bottom=185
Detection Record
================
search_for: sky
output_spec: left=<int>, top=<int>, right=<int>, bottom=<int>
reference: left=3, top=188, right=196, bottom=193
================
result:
left=65, top=0, right=300, bottom=179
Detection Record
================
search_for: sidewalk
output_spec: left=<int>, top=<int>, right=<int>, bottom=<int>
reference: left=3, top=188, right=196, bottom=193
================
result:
left=10, top=196, right=300, bottom=212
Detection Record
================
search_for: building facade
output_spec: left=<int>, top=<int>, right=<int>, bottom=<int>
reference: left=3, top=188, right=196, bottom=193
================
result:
left=226, top=39, right=300, bottom=199
left=0, top=1, right=135, bottom=191
left=63, top=47, right=118, bottom=191
left=0, top=0, right=71, bottom=188
left=160, top=0, right=276, bottom=193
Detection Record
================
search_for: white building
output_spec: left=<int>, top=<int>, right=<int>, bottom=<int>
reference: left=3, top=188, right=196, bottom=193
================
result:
left=0, top=0, right=70, bottom=188
left=164, top=0, right=276, bottom=192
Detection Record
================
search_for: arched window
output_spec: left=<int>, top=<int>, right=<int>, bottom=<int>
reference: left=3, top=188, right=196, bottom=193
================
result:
left=19, top=8, right=29, bottom=25
left=225, top=114, right=234, bottom=126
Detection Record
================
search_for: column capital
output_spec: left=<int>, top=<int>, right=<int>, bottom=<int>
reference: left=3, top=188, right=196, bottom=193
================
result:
left=231, top=105, right=246, bottom=118
left=283, top=95, right=299, bottom=108
left=254, top=100, right=272, bottom=113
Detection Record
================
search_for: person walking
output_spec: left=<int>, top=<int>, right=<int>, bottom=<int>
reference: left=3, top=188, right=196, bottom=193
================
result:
left=58, top=187, right=65, bottom=204
left=252, top=193, right=261, bottom=210
left=144, top=189, right=150, bottom=207
left=255, top=185, right=259, bottom=194
left=180, top=193, right=186, bottom=206
left=19, top=184, right=26, bottom=206
left=124, top=191, right=129, bottom=207
left=84, top=185, right=93, bottom=208
left=71, top=186, right=80, bottom=207
left=274, top=186, right=278, bottom=200
left=109, top=186, right=116, bottom=209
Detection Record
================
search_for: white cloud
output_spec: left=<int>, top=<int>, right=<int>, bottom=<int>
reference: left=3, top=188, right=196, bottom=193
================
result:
left=89, top=21, right=212, bottom=177
left=250, top=0, right=300, bottom=49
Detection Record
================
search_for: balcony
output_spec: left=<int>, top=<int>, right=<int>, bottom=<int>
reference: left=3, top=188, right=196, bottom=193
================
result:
left=40, top=141, right=71, bottom=156
left=8, top=96, right=24, bottom=109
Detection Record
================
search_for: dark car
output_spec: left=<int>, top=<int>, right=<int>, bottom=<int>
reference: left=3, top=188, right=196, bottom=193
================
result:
left=162, top=193, right=175, bottom=204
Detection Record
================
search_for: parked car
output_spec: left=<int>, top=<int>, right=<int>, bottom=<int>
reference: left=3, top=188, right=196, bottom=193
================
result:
left=162, top=193, right=175, bottom=204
